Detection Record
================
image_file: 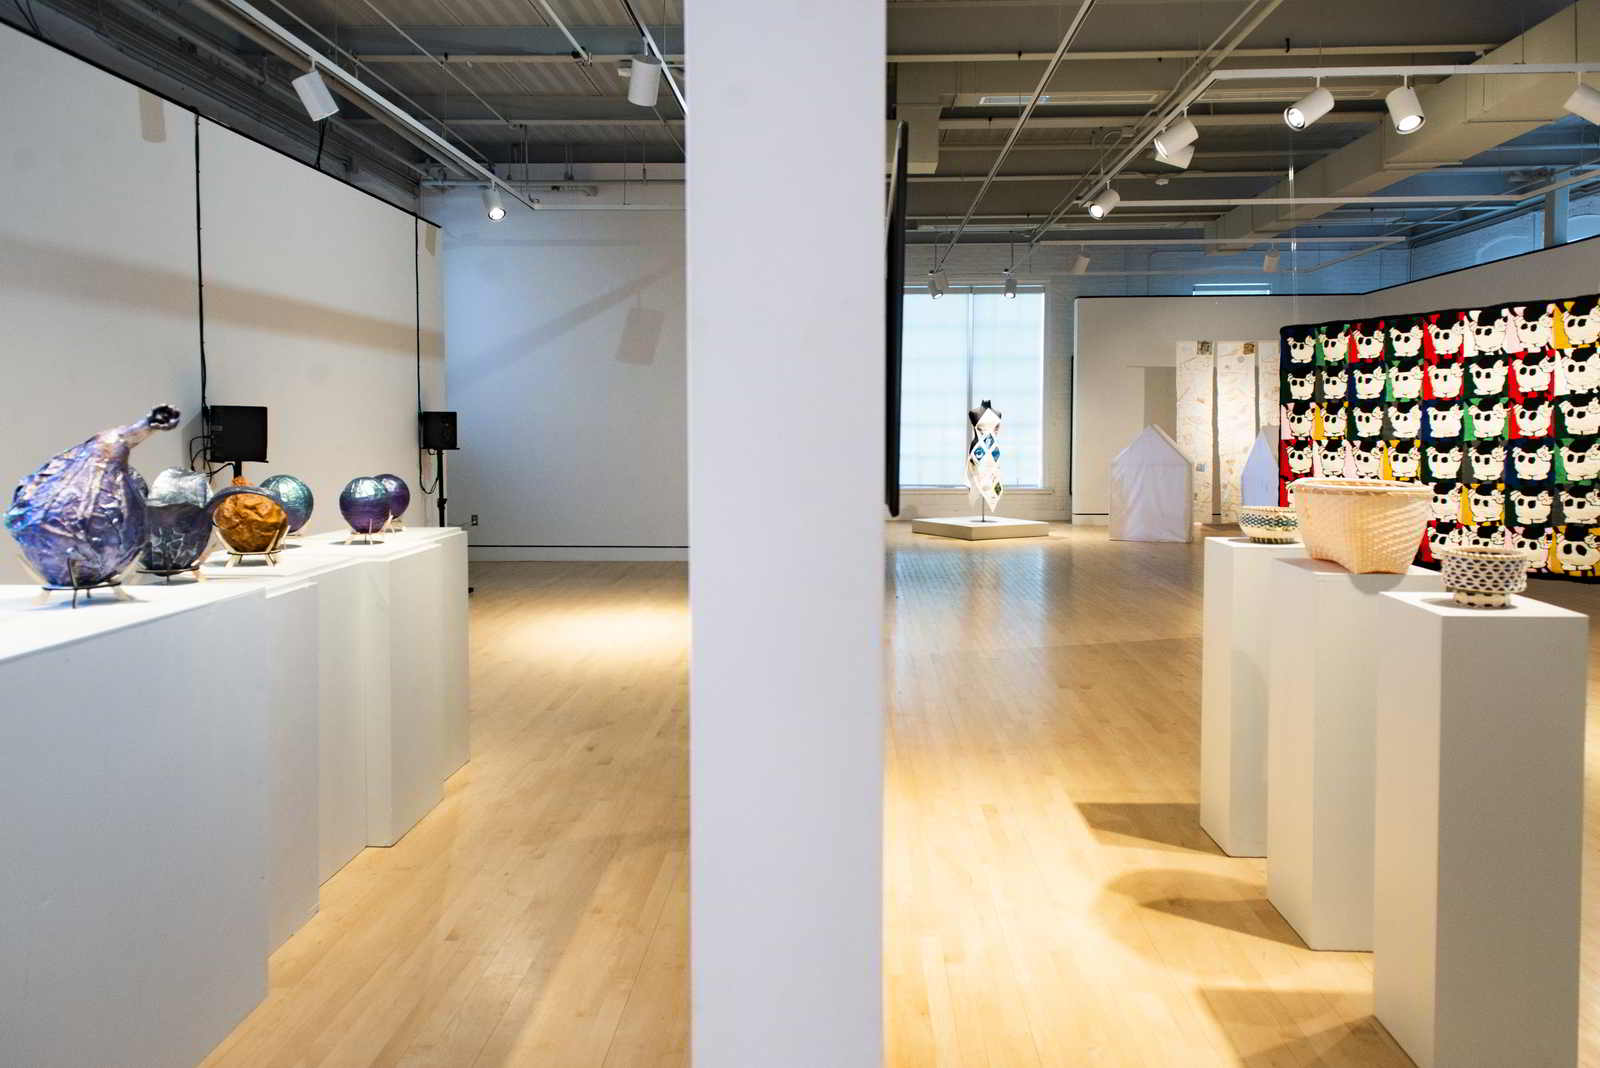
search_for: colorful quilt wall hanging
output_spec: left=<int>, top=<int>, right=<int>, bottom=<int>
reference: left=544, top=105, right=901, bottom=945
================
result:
left=1278, top=294, right=1600, bottom=582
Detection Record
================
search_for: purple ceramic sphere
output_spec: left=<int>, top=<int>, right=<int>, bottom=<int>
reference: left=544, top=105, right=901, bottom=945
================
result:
left=375, top=473, right=411, bottom=519
left=339, top=476, right=391, bottom=534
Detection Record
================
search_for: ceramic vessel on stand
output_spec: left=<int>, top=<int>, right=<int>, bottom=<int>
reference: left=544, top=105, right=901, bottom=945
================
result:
left=141, top=467, right=214, bottom=576
left=376, top=473, right=410, bottom=531
left=1439, top=545, right=1530, bottom=608
left=340, top=476, right=392, bottom=540
left=211, top=477, right=290, bottom=560
left=260, top=474, right=314, bottom=535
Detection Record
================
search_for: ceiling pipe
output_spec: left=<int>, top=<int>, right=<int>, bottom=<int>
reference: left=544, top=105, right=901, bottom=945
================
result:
left=930, top=0, right=1098, bottom=269
left=527, top=0, right=592, bottom=64
left=208, top=0, right=539, bottom=212
left=1033, top=0, right=1284, bottom=243
left=887, top=43, right=1494, bottom=64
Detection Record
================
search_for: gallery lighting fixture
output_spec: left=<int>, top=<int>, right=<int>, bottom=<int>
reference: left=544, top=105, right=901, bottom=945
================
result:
left=627, top=53, right=663, bottom=108
left=291, top=68, right=339, bottom=122
left=1565, top=82, right=1600, bottom=125
left=1087, top=186, right=1120, bottom=219
left=928, top=268, right=949, bottom=298
left=1262, top=249, right=1280, bottom=273
left=482, top=185, right=506, bottom=221
left=1002, top=268, right=1018, bottom=299
left=1385, top=83, right=1426, bottom=134
left=1071, top=251, right=1090, bottom=275
left=1156, top=143, right=1194, bottom=170
left=1152, top=116, right=1198, bottom=161
left=1284, top=85, right=1334, bottom=130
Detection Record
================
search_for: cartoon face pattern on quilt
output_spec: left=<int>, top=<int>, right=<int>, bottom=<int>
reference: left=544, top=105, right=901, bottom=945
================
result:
left=1280, top=294, right=1600, bottom=581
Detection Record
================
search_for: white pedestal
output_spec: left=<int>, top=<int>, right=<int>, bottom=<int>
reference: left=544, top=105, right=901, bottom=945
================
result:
left=1200, top=536, right=1306, bottom=857
left=1374, top=592, right=1585, bottom=1068
left=262, top=581, right=320, bottom=950
left=911, top=515, right=1049, bottom=540
left=1266, top=557, right=1443, bottom=950
left=0, top=585, right=269, bottom=1068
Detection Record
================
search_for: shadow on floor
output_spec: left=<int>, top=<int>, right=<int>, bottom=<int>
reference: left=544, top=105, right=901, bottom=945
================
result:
left=1076, top=801, right=1224, bottom=855
left=1100, top=868, right=1308, bottom=951
left=1199, top=988, right=1415, bottom=1067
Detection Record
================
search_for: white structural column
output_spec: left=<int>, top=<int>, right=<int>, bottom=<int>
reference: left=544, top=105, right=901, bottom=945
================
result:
left=688, top=1, right=885, bottom=1064
left=1200, top=536, right=1305, bottom=857
left=1266, top=557, right=1442, bottom=950
left=1374, top=593, right=1585, bottom=1068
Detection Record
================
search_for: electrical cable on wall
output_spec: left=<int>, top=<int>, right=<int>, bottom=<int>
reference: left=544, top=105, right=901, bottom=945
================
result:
left=192, top=112, right=213, bottom=472
left=416, top=218, right=442, bottom=498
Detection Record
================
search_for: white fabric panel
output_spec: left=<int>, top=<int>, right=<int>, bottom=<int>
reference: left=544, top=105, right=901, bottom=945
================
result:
left=1110, top=425, right=1194, bottom=542
left=1257, top=338, right=1280, bottom=426
left=1176, top=341, right=1215, bottom=523
left=1216, top=342, right=1258, bottom=521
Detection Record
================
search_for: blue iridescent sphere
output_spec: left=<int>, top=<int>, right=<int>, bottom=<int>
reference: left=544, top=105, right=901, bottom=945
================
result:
left=261, top=474, right=315, bottom=533
left=375, top=473, right=411, bottom=520
left=339, top=476, right=391, bottom=534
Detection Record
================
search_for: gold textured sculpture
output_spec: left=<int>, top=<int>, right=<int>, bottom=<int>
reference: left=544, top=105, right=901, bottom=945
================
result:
left=212, top=476, right=289, bottom=555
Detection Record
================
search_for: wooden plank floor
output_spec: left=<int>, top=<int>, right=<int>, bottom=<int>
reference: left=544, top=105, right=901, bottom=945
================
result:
left=202, top=525, right=1600, bottom=1066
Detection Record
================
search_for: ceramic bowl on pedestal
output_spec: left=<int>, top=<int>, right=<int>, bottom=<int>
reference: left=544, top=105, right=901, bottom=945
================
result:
left=1237, top=505, right=1299, bottom=544
left=1439, top=545, right=1529, bottom=609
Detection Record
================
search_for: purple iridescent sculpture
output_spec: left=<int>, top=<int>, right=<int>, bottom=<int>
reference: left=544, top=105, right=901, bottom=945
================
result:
left=375, top=473, right=410, bottom=522
left=6, top=406, right=181, bottom=587
left=339, top=476, right=391, bottom=535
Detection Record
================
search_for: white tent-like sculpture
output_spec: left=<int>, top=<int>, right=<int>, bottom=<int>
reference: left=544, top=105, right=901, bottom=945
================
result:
left=1240, top=426, right=1280, bottom=508
left=1110, top=425, right=1194, bottom=543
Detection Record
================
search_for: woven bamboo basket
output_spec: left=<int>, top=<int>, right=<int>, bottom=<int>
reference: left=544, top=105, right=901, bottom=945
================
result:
left=1291, top=478, right=1431, bottom=574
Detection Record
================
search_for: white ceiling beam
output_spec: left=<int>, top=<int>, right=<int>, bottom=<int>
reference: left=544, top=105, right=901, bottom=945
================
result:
left=940, top=113, right=1381, bottom=130
left=890, top=44, right=1495, bottom=64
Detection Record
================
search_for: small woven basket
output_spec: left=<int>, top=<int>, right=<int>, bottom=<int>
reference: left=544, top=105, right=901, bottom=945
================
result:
left=1292, top=478, right=1431, bottom=574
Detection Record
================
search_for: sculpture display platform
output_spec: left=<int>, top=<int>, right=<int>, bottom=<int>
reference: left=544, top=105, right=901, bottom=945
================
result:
left=911, top=515, right=1049, bottom=540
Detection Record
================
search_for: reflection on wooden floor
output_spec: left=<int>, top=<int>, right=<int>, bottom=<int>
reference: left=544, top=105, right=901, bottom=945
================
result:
left=200, top=524, right=1600, bottom=1066
left=884, top=522, right=1600, bottom=1067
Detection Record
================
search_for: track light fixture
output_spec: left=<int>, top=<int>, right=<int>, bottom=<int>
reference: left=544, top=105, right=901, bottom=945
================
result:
left=1087, top=186, right=1120, bottom=220
left=1156, top=143, right=1194, bottom=170
left=1152, top=116, right=1198, bottom=161
left=1262, top=249, right=1280, bottom=273
left=1385, top=82, right=1426, bottom=134
left=1284, top=84, right=1334, bottom=130
left=1002, top=268, right=1018, bottom=299
left=1071, top=251, right=1090, bottom=275
left=627, top=53, right=663, bottom=108
left=483, top=185, right=506, bottom=221
left=291, top=68, right=339, bottom=122
left=928, top=268, right=949, bottom=298
left=1565, top=82, right=1600, bottom=125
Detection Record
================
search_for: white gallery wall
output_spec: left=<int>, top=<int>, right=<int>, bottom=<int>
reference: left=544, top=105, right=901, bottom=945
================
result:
left=0, top=24, right=442, bottom=585
left=426, top=179, right=686, bottom=561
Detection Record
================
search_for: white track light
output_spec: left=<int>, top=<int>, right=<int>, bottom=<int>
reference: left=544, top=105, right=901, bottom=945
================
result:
left=1385, top=85, right=1426, bottom=134
left=1002, top=269, right=1018, bottom=299
left=928, top=269, right=949, bottom=298
left=1087, top=187, right=1120, bottom=219
left=1284, top=86, right=1334, bottom=130
left=1071, top=252, right=1090, bottom=275
left=627, top=54, right=663, bottom=108
left=1152, top=117, right=1198, bottom=160
left=291, top=68, right=339, bottom=122
left=1565, top=83, right=1600, bottom=125
left=1156, top=142, right=1194, bottom=170
left=483, top=185, right=506, bottom=221
left=1262, top=250, right=1280, bottom=273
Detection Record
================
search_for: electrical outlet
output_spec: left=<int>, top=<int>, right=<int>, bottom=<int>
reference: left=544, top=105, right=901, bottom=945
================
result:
left=470, top=514, right=479, bottom=527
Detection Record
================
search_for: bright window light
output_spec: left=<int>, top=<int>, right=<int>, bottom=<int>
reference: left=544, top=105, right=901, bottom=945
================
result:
left=1193, top=282, right=1272, bottom=296
left=899, top=286, right=1046, bottom=489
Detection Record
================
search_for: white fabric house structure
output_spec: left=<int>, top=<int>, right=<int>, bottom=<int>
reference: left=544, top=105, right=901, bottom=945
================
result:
left=1241, top=427, right=1281, bottom=508
left=1110, top=425, right=1195, bottom=543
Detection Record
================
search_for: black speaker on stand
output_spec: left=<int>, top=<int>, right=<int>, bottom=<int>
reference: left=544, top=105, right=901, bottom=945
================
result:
left=206, top=404, right=269, bottom=478
left=420, top=410, right=458, bottom=529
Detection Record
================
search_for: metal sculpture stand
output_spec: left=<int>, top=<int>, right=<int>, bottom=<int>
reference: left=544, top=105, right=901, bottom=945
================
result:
left=220, top=525, right=287, bottom=567
left=138, top=566, right=207, bottom=584
left=383, top=516, right=406, bottom=534
left=343, top=528, right=385, bottom=546
left=19, top=556, right=134, bottom=608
